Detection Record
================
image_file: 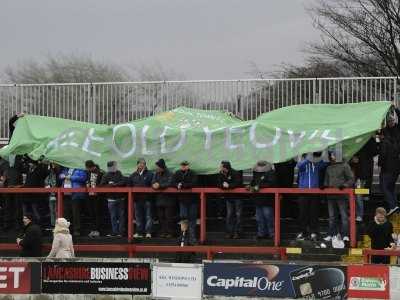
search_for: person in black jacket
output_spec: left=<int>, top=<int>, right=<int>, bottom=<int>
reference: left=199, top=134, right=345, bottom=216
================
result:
left=85, top=160, right=104, bottom=238
left=175, top=219, right=196, bottom=263
left=248, top=161, right=276, bottom=240
left=152, top=159, right=175, bottom=238
left=2, top=155, right=24, bottom=231
left=172, top=161, right=198, bottom=242
left=100, top=161, right=126, bottom=237
left=8, top=113, right=24, bottom=141
left=379, top=123, right=400, bottom=216
left=129, top=158, right=153, bottom=239
left=17, top=214, right=42, bottom=257
left=22, top=158, right=49, bottom=225
left=367, top=207, right=395, bottom=264
left=218, top=161, right=242, bottom=239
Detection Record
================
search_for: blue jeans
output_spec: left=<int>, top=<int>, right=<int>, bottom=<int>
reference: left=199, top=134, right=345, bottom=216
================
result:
left=226, top=199, right=242, bottom=234
left=256, top=205, right=274, bottom=237
left=327, top=195, right=349, bottom=237
left=108, top=199, right=126, bottom=235
left=135, top=199, right=152, bottom=234
left=380, top=172, right=399, bottom=210
left=179, top=200, right=198, bottom=239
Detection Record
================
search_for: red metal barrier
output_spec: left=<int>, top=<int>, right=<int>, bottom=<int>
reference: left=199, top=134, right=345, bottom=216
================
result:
left=0, top=187, right=356, bottom=247
left=363, top=249, right=400, bottom=263
left=0, top=243, right=286, bottom=260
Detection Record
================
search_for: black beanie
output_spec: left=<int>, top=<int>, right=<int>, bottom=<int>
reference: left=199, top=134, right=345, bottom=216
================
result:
left=155, top=158, right=167, bottom=170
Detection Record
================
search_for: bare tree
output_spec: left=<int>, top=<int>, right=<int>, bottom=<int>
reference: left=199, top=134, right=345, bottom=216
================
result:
left=308, top=0, right=400, bottom=76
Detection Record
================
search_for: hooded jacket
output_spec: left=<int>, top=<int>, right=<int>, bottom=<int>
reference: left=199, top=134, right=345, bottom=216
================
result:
left=128, top=168, right=153, bottom=201
left=297, top=159, right=328, bottom=188
left=59, top=168, right=88, bottom=200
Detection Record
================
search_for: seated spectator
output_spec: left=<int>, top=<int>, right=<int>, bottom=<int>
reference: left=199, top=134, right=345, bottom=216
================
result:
left=129, top=158, right=153, bottom=239
left=17, top=213, right=42, bottom=257
left=22, top=157, right=49, bottom=225
left=152, top=159, right=175, bottom=238
left=172, top=161, right=198, bottom=243
left=47, top=217, right=75, bottom=258
left=367, top=207, right=395, bottom=264
left=59, top=166, right=88, bottom=236
left=100, top=161, right=126, bottom=237
left=85, top=160, right=104, bottom=238
left=217, top=161, right=242, bottom=239
left=296, top=152, right=328, bottom=241
left=323, top=150, right=354, bottom=243
left=45, top=163, right=61, bottom=227
left=248, top=161, right=276, bottom=240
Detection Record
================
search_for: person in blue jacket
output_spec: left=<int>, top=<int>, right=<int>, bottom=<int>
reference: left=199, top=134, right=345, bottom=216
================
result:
left=59, top=167, right=88, bottom=236
left=296, top=152, right=328, bottom=241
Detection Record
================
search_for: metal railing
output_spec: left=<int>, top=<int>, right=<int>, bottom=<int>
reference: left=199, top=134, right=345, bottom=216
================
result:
left=0, top=186, right=357, bottom=248
left=1, top=77, right=398, bottom=143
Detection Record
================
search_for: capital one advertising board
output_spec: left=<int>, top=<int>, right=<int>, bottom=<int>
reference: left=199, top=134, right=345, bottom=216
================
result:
left=203, top=263, right=347, bottom=299
left=0, top=261, right=40, bottom=294
left=42, top=262, right=151, bottom=295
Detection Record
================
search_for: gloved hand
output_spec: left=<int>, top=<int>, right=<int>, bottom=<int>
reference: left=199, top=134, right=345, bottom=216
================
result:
left=320, top=185, right=327, bottom=190
left=338, top=185, right=346, bottom=190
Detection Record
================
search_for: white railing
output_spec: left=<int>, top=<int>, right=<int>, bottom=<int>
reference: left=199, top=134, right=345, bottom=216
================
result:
left=0, top=77, right=398, bottom=143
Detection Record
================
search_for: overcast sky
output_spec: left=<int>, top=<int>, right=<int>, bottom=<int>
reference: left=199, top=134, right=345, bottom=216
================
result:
left=0, top=0, right=320, bottom=80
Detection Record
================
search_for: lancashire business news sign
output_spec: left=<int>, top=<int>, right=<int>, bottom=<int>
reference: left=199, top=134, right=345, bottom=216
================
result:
left=41, top=262, right=151, bottom=295
left=0, top=261, right=40, bottom=294
left=203, top=262, right=347, bottom=299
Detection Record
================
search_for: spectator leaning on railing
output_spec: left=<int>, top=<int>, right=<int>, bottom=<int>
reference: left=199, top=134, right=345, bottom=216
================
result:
left=100, top=161, right=126, bottom=237
left=85, top=160, right=105, bottom=238
left=217, top=161, right=243, bottom=239
left=129, top=158, right=153, bottom=239
left=322, top=150, right=354, bottom=244
left=152, top=159, right=175, bottom=238
left=172, top=160, right=198, bottom=243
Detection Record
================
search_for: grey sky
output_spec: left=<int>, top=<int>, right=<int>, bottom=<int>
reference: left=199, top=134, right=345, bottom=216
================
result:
left=0, top=0, right=320, bottom=80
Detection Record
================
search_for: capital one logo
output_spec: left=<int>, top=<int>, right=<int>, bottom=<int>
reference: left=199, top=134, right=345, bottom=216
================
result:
left=0, top=267, right=26, bottom=289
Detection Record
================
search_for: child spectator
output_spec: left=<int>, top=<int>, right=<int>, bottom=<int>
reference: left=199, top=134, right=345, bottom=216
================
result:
left=367, top=207, right=395, bottom=264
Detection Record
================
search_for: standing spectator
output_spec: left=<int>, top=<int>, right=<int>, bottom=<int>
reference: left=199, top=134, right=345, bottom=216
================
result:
left=45, top=163, right=61, bottom=227
left=323, top=151, right=354, bottom=243
left=152, top=159, right=175, bottom=238
left=274, top=159, right=296, bottom=218
left=172, top=161, right=198, bottom=242
left=248, top=161, right=276, bottom=240
left=217, top=161, right=242, bottom=239
left=100, top=161, right=126, bottom=237
left=296, top=152, right=328, bottom=241
left=8, top=113, right=24, bottom=141
left=367, top=207, right=395, bottom=264
left=128, top=158, right=153, bottom=239
left=47, top=218, right=75, bottom=258
left=17, top=214, right=42, bottom=257
left=379, top=115, right=400, bottom=215
left=85, top=160, right=104, bottom=238
left=2, top=155, right=24, bottom=231
left=22, top=158, right=49, bottom=225
left=59, top=167, right=88, bottom=236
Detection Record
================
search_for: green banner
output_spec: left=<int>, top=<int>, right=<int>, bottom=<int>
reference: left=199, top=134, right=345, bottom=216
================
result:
left=0, top=102, right=390, bottom=174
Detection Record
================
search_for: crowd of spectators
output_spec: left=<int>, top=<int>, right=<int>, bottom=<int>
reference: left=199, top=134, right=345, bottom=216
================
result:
left=1, top=107, right=400, bottom=256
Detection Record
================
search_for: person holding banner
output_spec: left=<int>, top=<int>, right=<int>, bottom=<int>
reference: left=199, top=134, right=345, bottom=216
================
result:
left=47, top=217, right=75, bottom=258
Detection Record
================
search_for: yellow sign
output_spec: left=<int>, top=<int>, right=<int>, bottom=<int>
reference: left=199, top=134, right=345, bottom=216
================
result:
left=286, top=247, right=302, bottom=254
left=354, top=188, right=369, bottom=195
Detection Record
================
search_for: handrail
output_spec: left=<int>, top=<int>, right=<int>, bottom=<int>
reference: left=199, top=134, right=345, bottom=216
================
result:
left=0, top=187, right=356, bottom=247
